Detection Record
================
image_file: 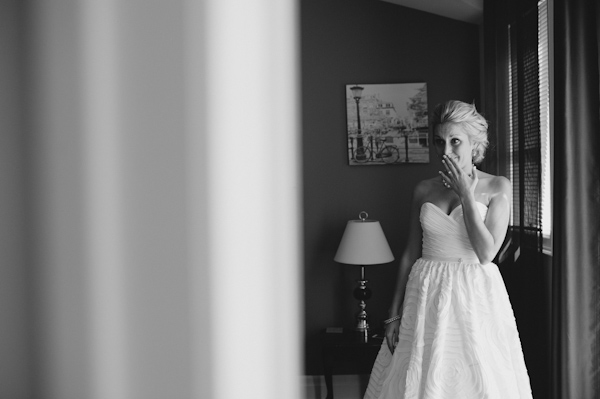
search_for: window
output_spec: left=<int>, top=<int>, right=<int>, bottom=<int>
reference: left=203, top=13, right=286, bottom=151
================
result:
left=507, top=0, right=552, bottom=255
left=538, top=0, right=552, bottom=253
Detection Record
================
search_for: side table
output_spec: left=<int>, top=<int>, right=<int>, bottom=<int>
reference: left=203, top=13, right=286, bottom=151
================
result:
left=320, top=328, right=384, bottom=399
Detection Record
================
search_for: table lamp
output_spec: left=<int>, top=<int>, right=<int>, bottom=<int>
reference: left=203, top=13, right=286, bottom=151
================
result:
left=334, top=211, right=394, bottom=331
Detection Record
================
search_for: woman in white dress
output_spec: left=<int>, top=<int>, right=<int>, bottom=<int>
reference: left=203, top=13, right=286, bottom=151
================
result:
left=364, top=100, right=533, bottom=399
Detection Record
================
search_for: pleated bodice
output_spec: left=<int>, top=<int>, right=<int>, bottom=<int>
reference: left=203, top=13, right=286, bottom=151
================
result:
left=420, top=202, right=489, bottom=264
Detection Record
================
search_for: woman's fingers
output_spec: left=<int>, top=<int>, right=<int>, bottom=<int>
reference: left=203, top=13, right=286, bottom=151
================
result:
left=442, top=155, right=460, bottom=175
left=386, top=334, right=395, bottom=354
left=438, top=171, right=452, bottom=189
left=385, top=326, right=399, bottom=354
left=443, top=156, right=478, bottom=185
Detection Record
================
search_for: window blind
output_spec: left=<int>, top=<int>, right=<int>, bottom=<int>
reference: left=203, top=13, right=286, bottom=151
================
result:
left=507, top=1, right=550, bottom=254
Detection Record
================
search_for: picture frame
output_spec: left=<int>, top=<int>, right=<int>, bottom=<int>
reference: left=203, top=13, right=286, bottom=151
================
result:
left=346, top=82, right=429, bottom=165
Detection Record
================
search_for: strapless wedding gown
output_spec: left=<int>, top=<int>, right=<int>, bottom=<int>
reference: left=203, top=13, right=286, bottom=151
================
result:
left=363, top=202, right=533, bottom=399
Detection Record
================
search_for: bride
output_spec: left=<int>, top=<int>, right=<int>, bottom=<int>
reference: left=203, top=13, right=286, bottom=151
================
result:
left=363, top=100, right=533, bottom=399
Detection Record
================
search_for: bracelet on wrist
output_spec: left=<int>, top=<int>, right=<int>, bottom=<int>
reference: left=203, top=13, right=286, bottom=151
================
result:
left=383, top=315, right=401, bottom=325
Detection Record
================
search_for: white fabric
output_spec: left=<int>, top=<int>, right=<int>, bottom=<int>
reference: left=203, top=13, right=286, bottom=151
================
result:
left=364, top=202, right=533, bottom=399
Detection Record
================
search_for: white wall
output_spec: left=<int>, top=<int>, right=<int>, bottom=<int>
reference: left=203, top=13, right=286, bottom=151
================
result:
left=0, top=1, right=301, bottom=398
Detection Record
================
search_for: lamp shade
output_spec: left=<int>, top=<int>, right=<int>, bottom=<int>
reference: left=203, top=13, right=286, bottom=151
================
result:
left=334, top=215, right=394, bottom=265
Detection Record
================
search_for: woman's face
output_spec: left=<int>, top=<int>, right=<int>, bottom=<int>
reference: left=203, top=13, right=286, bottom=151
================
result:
left=433, top=122, right=474, bottom=171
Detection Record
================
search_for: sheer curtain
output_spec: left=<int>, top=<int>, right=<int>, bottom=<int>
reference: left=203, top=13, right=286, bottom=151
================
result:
left=551, top=0, right=600, bottom=397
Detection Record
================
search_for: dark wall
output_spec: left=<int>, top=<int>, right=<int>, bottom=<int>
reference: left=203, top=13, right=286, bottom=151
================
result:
left=301, top=0, right=481, bottom=374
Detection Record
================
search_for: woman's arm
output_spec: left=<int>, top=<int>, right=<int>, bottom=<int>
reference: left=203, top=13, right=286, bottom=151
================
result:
left=461, top=177, right=511, bottom=264
left=441, top=156, right=511, bottom=264
left=385, top=182, right=425, bottom=353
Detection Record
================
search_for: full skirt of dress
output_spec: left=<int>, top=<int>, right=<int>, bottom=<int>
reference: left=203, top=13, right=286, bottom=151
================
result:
left=363, top=258, right=533, bottom=399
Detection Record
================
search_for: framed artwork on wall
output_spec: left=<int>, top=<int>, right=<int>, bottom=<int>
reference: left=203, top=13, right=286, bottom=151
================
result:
left=346, top=82, right=429, bottom=165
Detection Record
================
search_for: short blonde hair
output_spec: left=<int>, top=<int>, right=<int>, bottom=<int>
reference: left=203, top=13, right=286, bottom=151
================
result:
left=432, top=100, right=489, bottom=164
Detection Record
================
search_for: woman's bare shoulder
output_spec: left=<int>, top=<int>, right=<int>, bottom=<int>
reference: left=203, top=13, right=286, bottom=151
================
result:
left=477, top=171, right=511, bottom=198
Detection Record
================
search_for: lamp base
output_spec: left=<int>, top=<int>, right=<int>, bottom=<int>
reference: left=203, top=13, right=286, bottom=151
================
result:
left=355, top=303, right=369, bottom=331
left=353, top=274, right=372, bottom=331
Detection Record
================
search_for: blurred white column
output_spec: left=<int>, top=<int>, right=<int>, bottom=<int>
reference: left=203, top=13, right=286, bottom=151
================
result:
left=81, top=0, right=129, bottom=398
left=29, top=0, right=301, bottom=398
left=198, top=0, right=302, bottom=398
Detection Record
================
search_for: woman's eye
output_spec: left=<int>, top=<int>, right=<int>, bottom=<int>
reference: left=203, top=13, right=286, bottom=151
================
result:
left=451, top=139, right=461, bottom=145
